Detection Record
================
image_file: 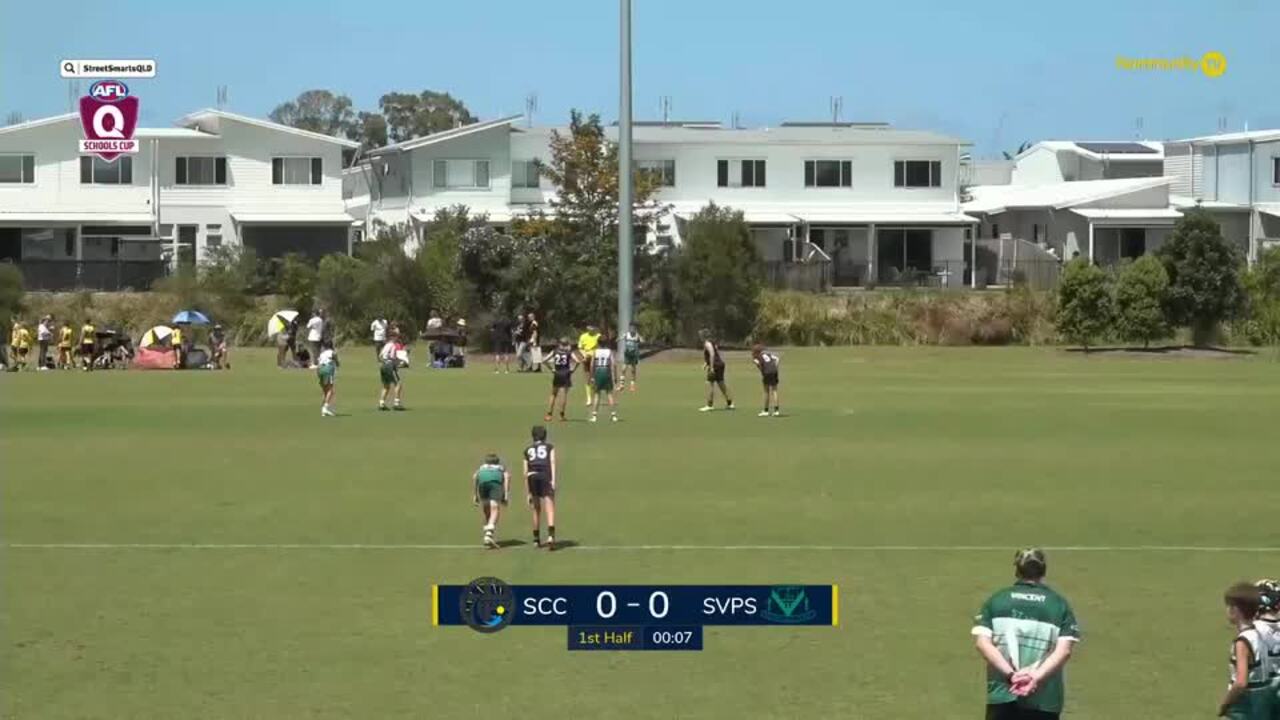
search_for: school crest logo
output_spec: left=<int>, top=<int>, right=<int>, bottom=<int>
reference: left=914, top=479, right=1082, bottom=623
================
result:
left=78, top=80, right=140, bottom=162
left=762, top=585, right=816, bottom=624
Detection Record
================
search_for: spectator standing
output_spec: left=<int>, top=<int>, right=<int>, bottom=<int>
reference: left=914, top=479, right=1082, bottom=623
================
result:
left=57, top=319, right=73, bottom=369
left=36, top=315, right=52, bottom=371
left=172, top=323, right=186, bottom=369
left=490, top=315, right=513, bottom=374
left=370, top=317, right=388, bottom=360
left=79, top=318, right=96, bottom=371
left=426, top=310, right=444, bottom=331
left=526, top=312, right=541, bottom=371
left=305, top=310, right=325, bottom=369
left=514, top=313, right=529, bottom=371
left=210, top=324, right=229, bottom=370
left=972, top=549, right=1080, bottom=720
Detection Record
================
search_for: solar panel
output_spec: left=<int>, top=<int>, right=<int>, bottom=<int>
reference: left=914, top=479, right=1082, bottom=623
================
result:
left=1074, top=142, right=1158, bottom=155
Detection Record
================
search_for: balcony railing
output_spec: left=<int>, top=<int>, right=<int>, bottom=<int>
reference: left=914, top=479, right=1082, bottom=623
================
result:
left=9, top=260, right=169, bottom=292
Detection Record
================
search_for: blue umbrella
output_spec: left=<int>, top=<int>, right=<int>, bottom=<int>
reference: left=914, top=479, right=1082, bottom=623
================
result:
left=172, top=310, right=211, bottom=326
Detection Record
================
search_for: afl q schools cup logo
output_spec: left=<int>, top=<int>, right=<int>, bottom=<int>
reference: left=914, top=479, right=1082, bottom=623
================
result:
left=78, top=80, right=140, bottom=162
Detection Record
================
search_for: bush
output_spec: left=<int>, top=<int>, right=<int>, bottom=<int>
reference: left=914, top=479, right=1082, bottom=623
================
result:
left=1239, top=246, right=1280, bottom=348
left=1113, top=255, right=1171, bottom=348
left=1158, top=209, right=1245, bottom=346
left=0, top=263, right=24, bottom=322
left=634, top=305, right=675, bottom=346
left=1054, top=259, right=1113, bottom=350
left=314, top=254, right=367, bottom=342
left=277, top=254, right=317, bottom=317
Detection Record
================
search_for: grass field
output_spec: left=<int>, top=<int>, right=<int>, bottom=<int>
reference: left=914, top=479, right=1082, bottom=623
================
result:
left=2, top=345, right=1278, bottom=719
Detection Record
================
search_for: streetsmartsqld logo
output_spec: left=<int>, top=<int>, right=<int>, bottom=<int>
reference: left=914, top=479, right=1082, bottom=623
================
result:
left=1116, top=51, right=1227, bottom=79
left=78, top=80, right=139, bottom=162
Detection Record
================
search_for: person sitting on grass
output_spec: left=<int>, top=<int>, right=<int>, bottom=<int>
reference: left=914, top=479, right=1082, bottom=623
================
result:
left=316, top=340, right=338, bottom=417
left=472, top=453, right=509, bottom=549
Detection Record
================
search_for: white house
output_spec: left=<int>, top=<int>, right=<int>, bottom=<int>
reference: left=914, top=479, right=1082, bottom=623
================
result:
left=0, top=109, right=358, bottom=289
left=352, top=117, right=976, bottom=288
left=1163, top=129, right=1280, bottom=261
left=1009, top=141, right=1165, bottom=184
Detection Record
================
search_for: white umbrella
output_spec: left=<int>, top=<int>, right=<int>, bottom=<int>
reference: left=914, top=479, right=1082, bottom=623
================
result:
left=140, top=325, right=174, bottom=349
left=267, top=310, right=299, bottom=338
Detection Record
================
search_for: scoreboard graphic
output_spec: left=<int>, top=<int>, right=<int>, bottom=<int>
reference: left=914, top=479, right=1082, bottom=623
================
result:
left=434, top=578, right=838, bottom=651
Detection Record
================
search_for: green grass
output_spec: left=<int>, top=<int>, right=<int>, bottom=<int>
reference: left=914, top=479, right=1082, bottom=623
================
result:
left=2, top=346, right=1278, bottom=719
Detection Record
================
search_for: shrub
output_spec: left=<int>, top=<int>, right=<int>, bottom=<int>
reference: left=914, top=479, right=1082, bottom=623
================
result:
left=1054, top=259, right=1113, bottom=351
left=277, top=253, right=317, bottom=317
left=1113, top=255, right=1171, bottom=348
left=1240, top=246, right=1280, bottom=348
left=1158, top=209, right=1245, bottom=346
left=0, top=263, right=24, bottom=322
left=634, top=305, right=675, bottom=346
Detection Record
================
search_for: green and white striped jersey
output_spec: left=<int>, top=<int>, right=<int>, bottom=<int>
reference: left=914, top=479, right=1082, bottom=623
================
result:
left=1225, top=626, right=1277, bottom=719
left=972, top=581, right=1081, bottom=713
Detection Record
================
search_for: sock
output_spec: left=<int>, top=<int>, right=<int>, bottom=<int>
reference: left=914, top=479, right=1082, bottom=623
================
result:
left=532, top=530, right=540, bottom=544
left=547, top=525, right=555, bottom=540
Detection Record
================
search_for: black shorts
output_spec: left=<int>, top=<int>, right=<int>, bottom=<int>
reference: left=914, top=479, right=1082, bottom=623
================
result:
left=15, top=347, right=27, bottom=357
left=80, top=344, right=94, bottom=356
left=491, top=337, right=513, bottom=353
left=706, top=364, right=726, bottom=383
left=985, top=704, right=1059, bottom=720
left=526, top=472, right=554, bottom=498
left=761, top=372, right=779, bottom=388
left=552, top=371, right=572, bottom=389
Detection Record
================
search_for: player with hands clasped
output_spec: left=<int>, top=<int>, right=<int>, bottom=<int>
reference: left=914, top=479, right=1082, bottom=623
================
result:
left=972, top=548, right=1080, bottom=720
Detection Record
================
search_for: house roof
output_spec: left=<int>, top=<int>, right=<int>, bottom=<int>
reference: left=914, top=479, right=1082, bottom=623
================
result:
left=231, top=212, right=355, bottom=224
left=1169, top=195, right=1251, bottom=211
left=669, top=202, right=974, bottom=225
left=366, top=115, right=525, bottom=157
left=616, top=125, right=967, bottom=146
left=1071, top=207, right=1183, bottom=225
left=0, top=113, right=78, bottom=135
left=0, top=211, right=155, bottom=224
left=136, top=128, right=219, bottom=139
left=1016, top=140, right=1164, bottom=162
left=964, top=177, right=1172, bottom=214
left=1173, top=129, right=1280, bottom=145
left=179, top=109, right=360, bottom=148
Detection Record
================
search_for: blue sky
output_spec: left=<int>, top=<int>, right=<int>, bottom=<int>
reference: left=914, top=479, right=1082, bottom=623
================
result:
left=2, top=0, right=1277, bottom=157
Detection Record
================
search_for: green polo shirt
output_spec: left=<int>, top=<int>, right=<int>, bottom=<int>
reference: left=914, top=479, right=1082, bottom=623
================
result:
left=972, top=580, right=1081, bottom=713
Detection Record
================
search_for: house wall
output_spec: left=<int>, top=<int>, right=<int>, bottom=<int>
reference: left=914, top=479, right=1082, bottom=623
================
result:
left=406, top=124, right=513, bottom=217
left=1010, top=147, right=1064, bottom=184
left=1165, top=143, right=1193, bottom=195
left=0, top=119, right=154, bottom=214
left=1253, top=139, right=1280, bottom=203
left=633, top=139, right=959, bottom=208
left=1215, top=144, right=1252, bottom=204
left=1102, top=160, right=1163, bottom=179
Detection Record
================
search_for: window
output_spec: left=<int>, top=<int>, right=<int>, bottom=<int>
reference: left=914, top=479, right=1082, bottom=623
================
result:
left=637, top=159, right=676, bottom=187
left=894, top=160, right=943, bottom=188
left=991, top=223, right=999, bottom=239
left=804, top=160, right=852, bottom=188
left=1274, top=157, right=1279, bottom=185
left=176, top=156, right=227, bottom=185
left=512, top=160, right=541, bottom=189
left=431, top=159, right=491, bottom=189
left=0, top=154, right=34, bottom=184
left=1033, top=224, right=1041, bottom=242
left=272, top=157, right=322, bottom=185
left=717, top=159, right=766, bottom=188
left=79, top=156, right=133, bottom=185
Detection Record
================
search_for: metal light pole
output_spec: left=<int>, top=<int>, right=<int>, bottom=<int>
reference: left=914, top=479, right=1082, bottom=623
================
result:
left=617, top=0, right=634, bottom=349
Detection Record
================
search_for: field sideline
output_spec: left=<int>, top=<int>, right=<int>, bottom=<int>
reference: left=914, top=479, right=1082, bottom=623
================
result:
left=2, top=346, right=1278, bottom=719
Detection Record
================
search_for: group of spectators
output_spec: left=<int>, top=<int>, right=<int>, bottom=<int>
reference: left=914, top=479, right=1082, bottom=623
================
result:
left=275, top=309, right=332, bottom=369
left=490, top=311, right=540, bottom=373
left=5, top=315, right=118, bottom=371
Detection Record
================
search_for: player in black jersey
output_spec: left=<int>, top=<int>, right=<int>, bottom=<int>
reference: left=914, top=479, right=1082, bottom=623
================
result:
left=541, top=338, right=579, bottom=421
left=523, top=425, right=558, bottom=549
left=698, top=328, right=735, bottom=412
left=751, top=344, right=781, bottom=417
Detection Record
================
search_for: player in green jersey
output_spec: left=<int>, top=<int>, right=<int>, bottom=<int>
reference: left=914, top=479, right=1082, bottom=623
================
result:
left=1220, top=582, right=1277, bottom=720
left=1254, top=580, right=1280, bottom=720
left=472, top=454, right=509, bottom=549
left=972, top=549, right=1080, bottom=720
left=621, top=324, right=642, bottom=392
left=589, top=333, right=619, bottom=423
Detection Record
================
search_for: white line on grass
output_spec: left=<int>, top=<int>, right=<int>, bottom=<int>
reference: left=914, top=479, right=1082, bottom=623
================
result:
left=3, top=543, right=1279, bottom=552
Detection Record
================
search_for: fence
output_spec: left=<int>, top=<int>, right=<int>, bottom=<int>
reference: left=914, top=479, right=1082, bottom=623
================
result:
left=762, top=260, right=832, bottom=293
left=11, top=260, right=169, bottom=291
left=972, top=239, right=1062, bottom=291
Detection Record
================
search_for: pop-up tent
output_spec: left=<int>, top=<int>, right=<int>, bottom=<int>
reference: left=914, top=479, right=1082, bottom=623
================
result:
left=140, top=325, right=174, bottom=349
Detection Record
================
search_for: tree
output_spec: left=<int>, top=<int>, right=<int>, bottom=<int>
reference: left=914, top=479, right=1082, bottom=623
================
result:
left=1113, top=255, right=1171, bottom=348
left=540, top=111, right=663, bottom=241
left=1241, top=246, right=1280, bottom=348
left=354, top=111, right=388, bottom=151
left=379, top=91, right=476, bottom=143
left=277, top=254, right=317, bottom=317
left=269, top=90, right=357, bottom=138
left=1157, top=209, right=1245, bottom=346
left=1055, top=258, right=1113, bottom=351
left=674, top=204, right=763, bottom=342
left=419, top=206, right=483, bottom=318
left=314, top=254, right=367, bottom=341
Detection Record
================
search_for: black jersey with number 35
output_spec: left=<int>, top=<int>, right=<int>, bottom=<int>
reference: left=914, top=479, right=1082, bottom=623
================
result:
left=524, top=441, right=554, bottom=476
